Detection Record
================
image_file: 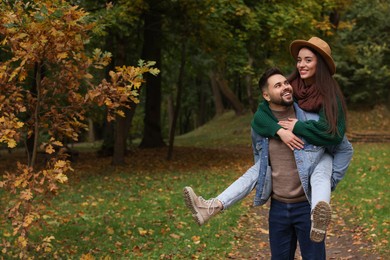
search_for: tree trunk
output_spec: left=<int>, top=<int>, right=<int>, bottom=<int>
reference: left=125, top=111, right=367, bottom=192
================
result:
left=98, top=35, right=117, bottom=157
left=139, top=3, right=165, bottom=148
left=87, top=118, right=95, bottom=143
left=245, top=56, right=257, bottom=113
left=112, top=106, right=136, bottom=165
left=167, top=41, right=186, bottom=160
left=30, top=62, right=42, bottom=168
left=167, top=94, right=174, bottom=136
left=215, top=71, right=246, bottom=115
left=387, top=87, right=390, bottom=110
left=26, top=62, right=44, bottom=167
left=197, top=76, right=207, bottom=127
left=210, top=71, right=225, bottom=117
left=112, top=35, right=131, bottom=165
left=98, top=111, right=114, bottom=157
left=26, top=63, right=39, bottom=164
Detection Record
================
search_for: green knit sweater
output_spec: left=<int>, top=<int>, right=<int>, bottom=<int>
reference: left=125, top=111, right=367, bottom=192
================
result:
left=251, top=101, right=345, bottom=146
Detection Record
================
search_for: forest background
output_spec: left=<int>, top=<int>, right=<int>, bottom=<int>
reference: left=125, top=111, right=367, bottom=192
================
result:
left=86, top=0, right=389, bottom=161
left=0, top=0, right=389, bottom=258
left=2, top=0, right=389, bottom=161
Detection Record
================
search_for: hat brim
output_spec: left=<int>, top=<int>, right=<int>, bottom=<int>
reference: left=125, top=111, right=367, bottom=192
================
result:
left=290, top=40, right=336, bottom=75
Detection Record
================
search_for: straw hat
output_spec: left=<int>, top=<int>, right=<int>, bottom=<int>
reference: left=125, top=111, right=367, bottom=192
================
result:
left=290, top=37, right=336, bottom=75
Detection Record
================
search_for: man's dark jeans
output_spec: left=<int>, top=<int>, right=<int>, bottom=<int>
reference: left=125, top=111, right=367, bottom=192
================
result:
left=269, top=199, right=326, bottom=260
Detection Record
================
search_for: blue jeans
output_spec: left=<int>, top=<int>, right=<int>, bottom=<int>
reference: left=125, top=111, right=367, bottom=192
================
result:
left=269, top=199, right=325, bottom=260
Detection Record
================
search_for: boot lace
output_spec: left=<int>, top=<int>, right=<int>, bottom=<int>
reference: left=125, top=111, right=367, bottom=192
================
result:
left=199, top=197, right=218, bottom=215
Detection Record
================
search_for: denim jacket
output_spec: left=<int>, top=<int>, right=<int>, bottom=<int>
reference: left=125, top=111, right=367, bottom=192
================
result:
left=252, top=103, right=353, bottom=206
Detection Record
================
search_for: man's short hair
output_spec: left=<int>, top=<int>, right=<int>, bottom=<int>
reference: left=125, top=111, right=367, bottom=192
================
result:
left=258, top=67, right=284, bottom=92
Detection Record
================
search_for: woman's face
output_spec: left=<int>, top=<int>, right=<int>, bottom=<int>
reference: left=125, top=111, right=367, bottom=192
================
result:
left=296, top=48, right=317, bottom=82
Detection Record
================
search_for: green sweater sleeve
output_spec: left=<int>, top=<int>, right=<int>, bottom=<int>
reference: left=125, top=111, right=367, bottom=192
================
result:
left=251, top=101, right=282, bottom=137
left=293, top=106, right=346, bottom=146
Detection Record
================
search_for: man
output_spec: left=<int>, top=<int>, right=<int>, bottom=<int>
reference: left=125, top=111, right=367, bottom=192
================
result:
left=184, top=67, right=353, bottom=259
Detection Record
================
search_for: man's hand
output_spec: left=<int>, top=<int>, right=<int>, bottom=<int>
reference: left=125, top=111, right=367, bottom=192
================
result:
left=278, top=118, right=298, bottom=131
left=276, top=128, right=304, bottom=150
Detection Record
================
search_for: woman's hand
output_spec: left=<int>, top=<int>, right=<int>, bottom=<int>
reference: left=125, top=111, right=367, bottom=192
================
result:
left=276, top=128, right=304, bottom=150
left=278, top=118, right=298, bottom=132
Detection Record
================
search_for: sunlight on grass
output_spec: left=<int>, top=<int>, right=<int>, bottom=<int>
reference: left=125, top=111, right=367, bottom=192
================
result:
left=175, top=111, right=253, bottom=148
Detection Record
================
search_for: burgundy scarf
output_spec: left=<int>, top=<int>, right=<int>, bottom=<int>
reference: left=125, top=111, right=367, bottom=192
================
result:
left=290, top=78, right=323, bottom=113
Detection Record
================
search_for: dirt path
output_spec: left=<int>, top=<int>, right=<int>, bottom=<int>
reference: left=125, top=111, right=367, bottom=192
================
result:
left=227, top=194, right=384, bottom=259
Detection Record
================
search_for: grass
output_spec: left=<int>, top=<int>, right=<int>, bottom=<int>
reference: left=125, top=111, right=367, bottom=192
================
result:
left=1, top=106, right=389, bottom=258
left=175, top=111, right=253, bottom=148
left=46, top=169, right=243, bottom=258
left=0, top=147, right=250, bottom=259
left=332, top=143, right=390, bottom=254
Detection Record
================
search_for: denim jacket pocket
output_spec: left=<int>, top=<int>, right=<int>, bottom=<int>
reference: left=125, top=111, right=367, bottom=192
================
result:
left=301, top=144, right=325, bottom=164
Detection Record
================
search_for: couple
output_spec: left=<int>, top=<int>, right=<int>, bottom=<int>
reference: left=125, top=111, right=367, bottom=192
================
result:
left=183, top=37, right=353, bottom=259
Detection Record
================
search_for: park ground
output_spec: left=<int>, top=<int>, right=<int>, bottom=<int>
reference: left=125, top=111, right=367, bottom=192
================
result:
left=0, top=105, right=388, bottom=258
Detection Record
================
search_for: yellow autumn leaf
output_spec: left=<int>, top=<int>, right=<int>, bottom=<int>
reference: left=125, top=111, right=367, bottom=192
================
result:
left=1, top=37, right=7, bottom=46
left=7, top=139, right=17, bottom=148
left=14, top=178, right=25, bottom=188
left=106, top=227, right=114, bottom=235
left=15, top=33, right=28, bottom=40
left=116, top=110, right=125, bottom=117
left=170, top=233, right=181, bottom=239
left=20, top=189, right=33, bottom=201
left=191, top=235, right=200, bottom=244
left=18, top=70, right=27, bottom=82
left=84, top=73, right=93, bottom=79
left=55, top=173, right=68, bottom=183
left=54, top=160, right=67, bottom=168
left=57, top=52, right=68, bottom=59
left=23, top=214, right=35, bottom=227
left=17, top=236, right=28, bottom=248
left=52, top=141, right=63, bottom=147
left=46, top=144, right=55, bottom=154
left=138, top=228, right=148, bottom=236
left=80, top=253, right=95, bottom=260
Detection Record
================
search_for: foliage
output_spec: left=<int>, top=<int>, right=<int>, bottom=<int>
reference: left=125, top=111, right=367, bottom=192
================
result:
left=59, top=0, right=390, bottom=140
left=334, top=0, right=390, bottom=107
left=0, top=159, right=73, bottom=258
left=157, top=0, right=344, bottom=135
left=0, top=0, right=158, bottom=258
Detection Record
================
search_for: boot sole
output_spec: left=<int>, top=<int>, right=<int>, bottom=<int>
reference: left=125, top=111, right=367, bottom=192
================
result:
left=183, top=187, right=204, bottom=225
left=311, top=201, right=331, bottom=242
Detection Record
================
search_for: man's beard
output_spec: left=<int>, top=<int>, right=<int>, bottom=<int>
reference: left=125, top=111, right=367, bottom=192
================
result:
left=280, top=98, right=294, bottom=107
